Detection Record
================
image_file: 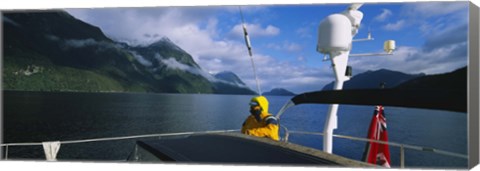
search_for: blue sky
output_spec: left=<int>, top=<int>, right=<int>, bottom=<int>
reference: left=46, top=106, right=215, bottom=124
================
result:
left=66, top=2, right=469, bottom=94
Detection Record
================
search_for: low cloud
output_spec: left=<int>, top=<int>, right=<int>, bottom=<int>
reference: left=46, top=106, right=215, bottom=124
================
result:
left=383, top=20, right=406, bottom=31
left=130, top=51, right=153, bottom=67
left=160, top=57, right=214, bottom=80
left=45, top=35, right=115, bottom=51
left=64, top=38, right=98, bottom=48
left=159, top=57, right=249, bottom=88
left=143, top=33, right=160, bottom=39
left=374, top=9, right=392, bottom=22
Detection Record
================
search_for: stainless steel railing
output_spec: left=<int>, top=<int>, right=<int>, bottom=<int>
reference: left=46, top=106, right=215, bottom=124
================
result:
left=279, top=127, right=468, bottom=168
left=0, top=129, right=239, bottom=160
left=1, top=128, right=467, bottom=168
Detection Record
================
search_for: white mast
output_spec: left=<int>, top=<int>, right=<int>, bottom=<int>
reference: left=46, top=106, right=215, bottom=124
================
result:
left=317, top=4, right=395, bottom=154
left=317, top=4, right=364, bottom=153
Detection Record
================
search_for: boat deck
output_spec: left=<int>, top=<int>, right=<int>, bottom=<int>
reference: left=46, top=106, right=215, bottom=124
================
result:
left=127, top=133, right=375, bottom=167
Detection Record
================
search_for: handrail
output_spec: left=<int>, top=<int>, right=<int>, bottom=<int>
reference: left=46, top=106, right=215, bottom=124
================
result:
left=1, top=128, right=467, bottom=167
left=274, top=94, right=467, bottom=168
left=0, top=129, right=239, bottom=160
left=285, top=130, right=467, bottom=168
left=279, top=125, right=290, bottom=142
left=1, top=129, right=239, bottom=147
left=287, top=130, right=467, bottom=159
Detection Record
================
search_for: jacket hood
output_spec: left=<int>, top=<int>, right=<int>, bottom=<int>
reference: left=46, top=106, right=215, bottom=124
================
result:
left=250, top=96, right=269, bottom=114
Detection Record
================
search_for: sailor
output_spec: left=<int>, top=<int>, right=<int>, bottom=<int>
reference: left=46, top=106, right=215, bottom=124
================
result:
left=241, top=96, right=280, bottom=141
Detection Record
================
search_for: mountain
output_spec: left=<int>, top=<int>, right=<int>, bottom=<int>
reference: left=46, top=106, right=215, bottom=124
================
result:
left=263, top=88, right=296, bottom=96
left=322, top=69, right=425, bottom=90
left=395, top=67, right=467, bottom=90
left=3, top=11, right=146, bottom=92
left=2, top=10, right=252, bottom=94
left=125, top=38, right=216, bottom=93
left=130, top=37, right=200, bottom=68
left=212, top=71, right=256, bottom=95
left=214, top=71, right=247, bottom=87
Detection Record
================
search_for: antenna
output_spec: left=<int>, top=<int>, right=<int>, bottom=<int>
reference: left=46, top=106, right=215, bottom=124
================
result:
left=239, top=6, right=262, bottom=95
left=348, top=3, right=363, bottom=10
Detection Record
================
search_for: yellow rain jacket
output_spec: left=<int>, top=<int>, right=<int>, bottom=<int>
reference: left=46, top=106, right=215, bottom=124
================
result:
left=241, top=96, right=280, bottom=141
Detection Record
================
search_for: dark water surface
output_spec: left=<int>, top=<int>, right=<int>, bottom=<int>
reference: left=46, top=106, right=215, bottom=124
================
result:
left=2, top=91, right=467, bottom=168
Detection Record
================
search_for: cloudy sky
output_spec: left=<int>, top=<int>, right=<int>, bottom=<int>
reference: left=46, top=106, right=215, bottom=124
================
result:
left=65, top=2, right=468, bottom=94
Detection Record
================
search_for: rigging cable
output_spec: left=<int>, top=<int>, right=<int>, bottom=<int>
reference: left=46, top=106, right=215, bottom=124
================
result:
left=239, top=6, right=262, bottom=95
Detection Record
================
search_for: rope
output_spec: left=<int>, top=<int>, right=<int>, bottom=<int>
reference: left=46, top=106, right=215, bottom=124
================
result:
left=239, top=6, right=262, bottom=95
left=249, top=52, right=262, bottom=95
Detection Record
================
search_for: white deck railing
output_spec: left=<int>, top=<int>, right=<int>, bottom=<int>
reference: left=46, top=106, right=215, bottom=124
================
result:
left=279, top=125, right=468, bottom=168
left=0, top=128, right=467, bottom=168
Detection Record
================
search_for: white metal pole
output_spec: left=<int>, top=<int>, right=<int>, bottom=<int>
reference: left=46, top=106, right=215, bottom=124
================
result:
left=318, top=4, right=362, bottom=154
left=323, top=103, right=340, bottom=153
left=323, top=51, right=350, bottom=153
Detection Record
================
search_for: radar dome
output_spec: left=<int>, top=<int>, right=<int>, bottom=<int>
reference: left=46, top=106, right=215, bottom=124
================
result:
left=317, top=14, right=352, bottom=54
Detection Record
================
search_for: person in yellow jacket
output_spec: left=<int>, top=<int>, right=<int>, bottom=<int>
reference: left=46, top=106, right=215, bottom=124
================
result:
left=241, top=96, right=280, bottom=141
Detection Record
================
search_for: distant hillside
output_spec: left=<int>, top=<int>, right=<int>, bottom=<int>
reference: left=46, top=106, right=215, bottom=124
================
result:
left=211, top=82, right=256, bottom=95
left=3, top=11, right=149, bottom=92
left=2, top=10, right=254, bottom=95
left=395, top=67, right=467, bottom=90
left=322, top=69, right=425, bottom=90
left=213, top=71, right=256, bottom=95
left=214, top=71, right=247, bottom=87
left=263, top=88, right=296, bottom=96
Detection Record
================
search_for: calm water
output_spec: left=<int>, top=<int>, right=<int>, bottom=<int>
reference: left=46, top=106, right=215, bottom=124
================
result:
left=2, top=91, right=467, bottom=168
